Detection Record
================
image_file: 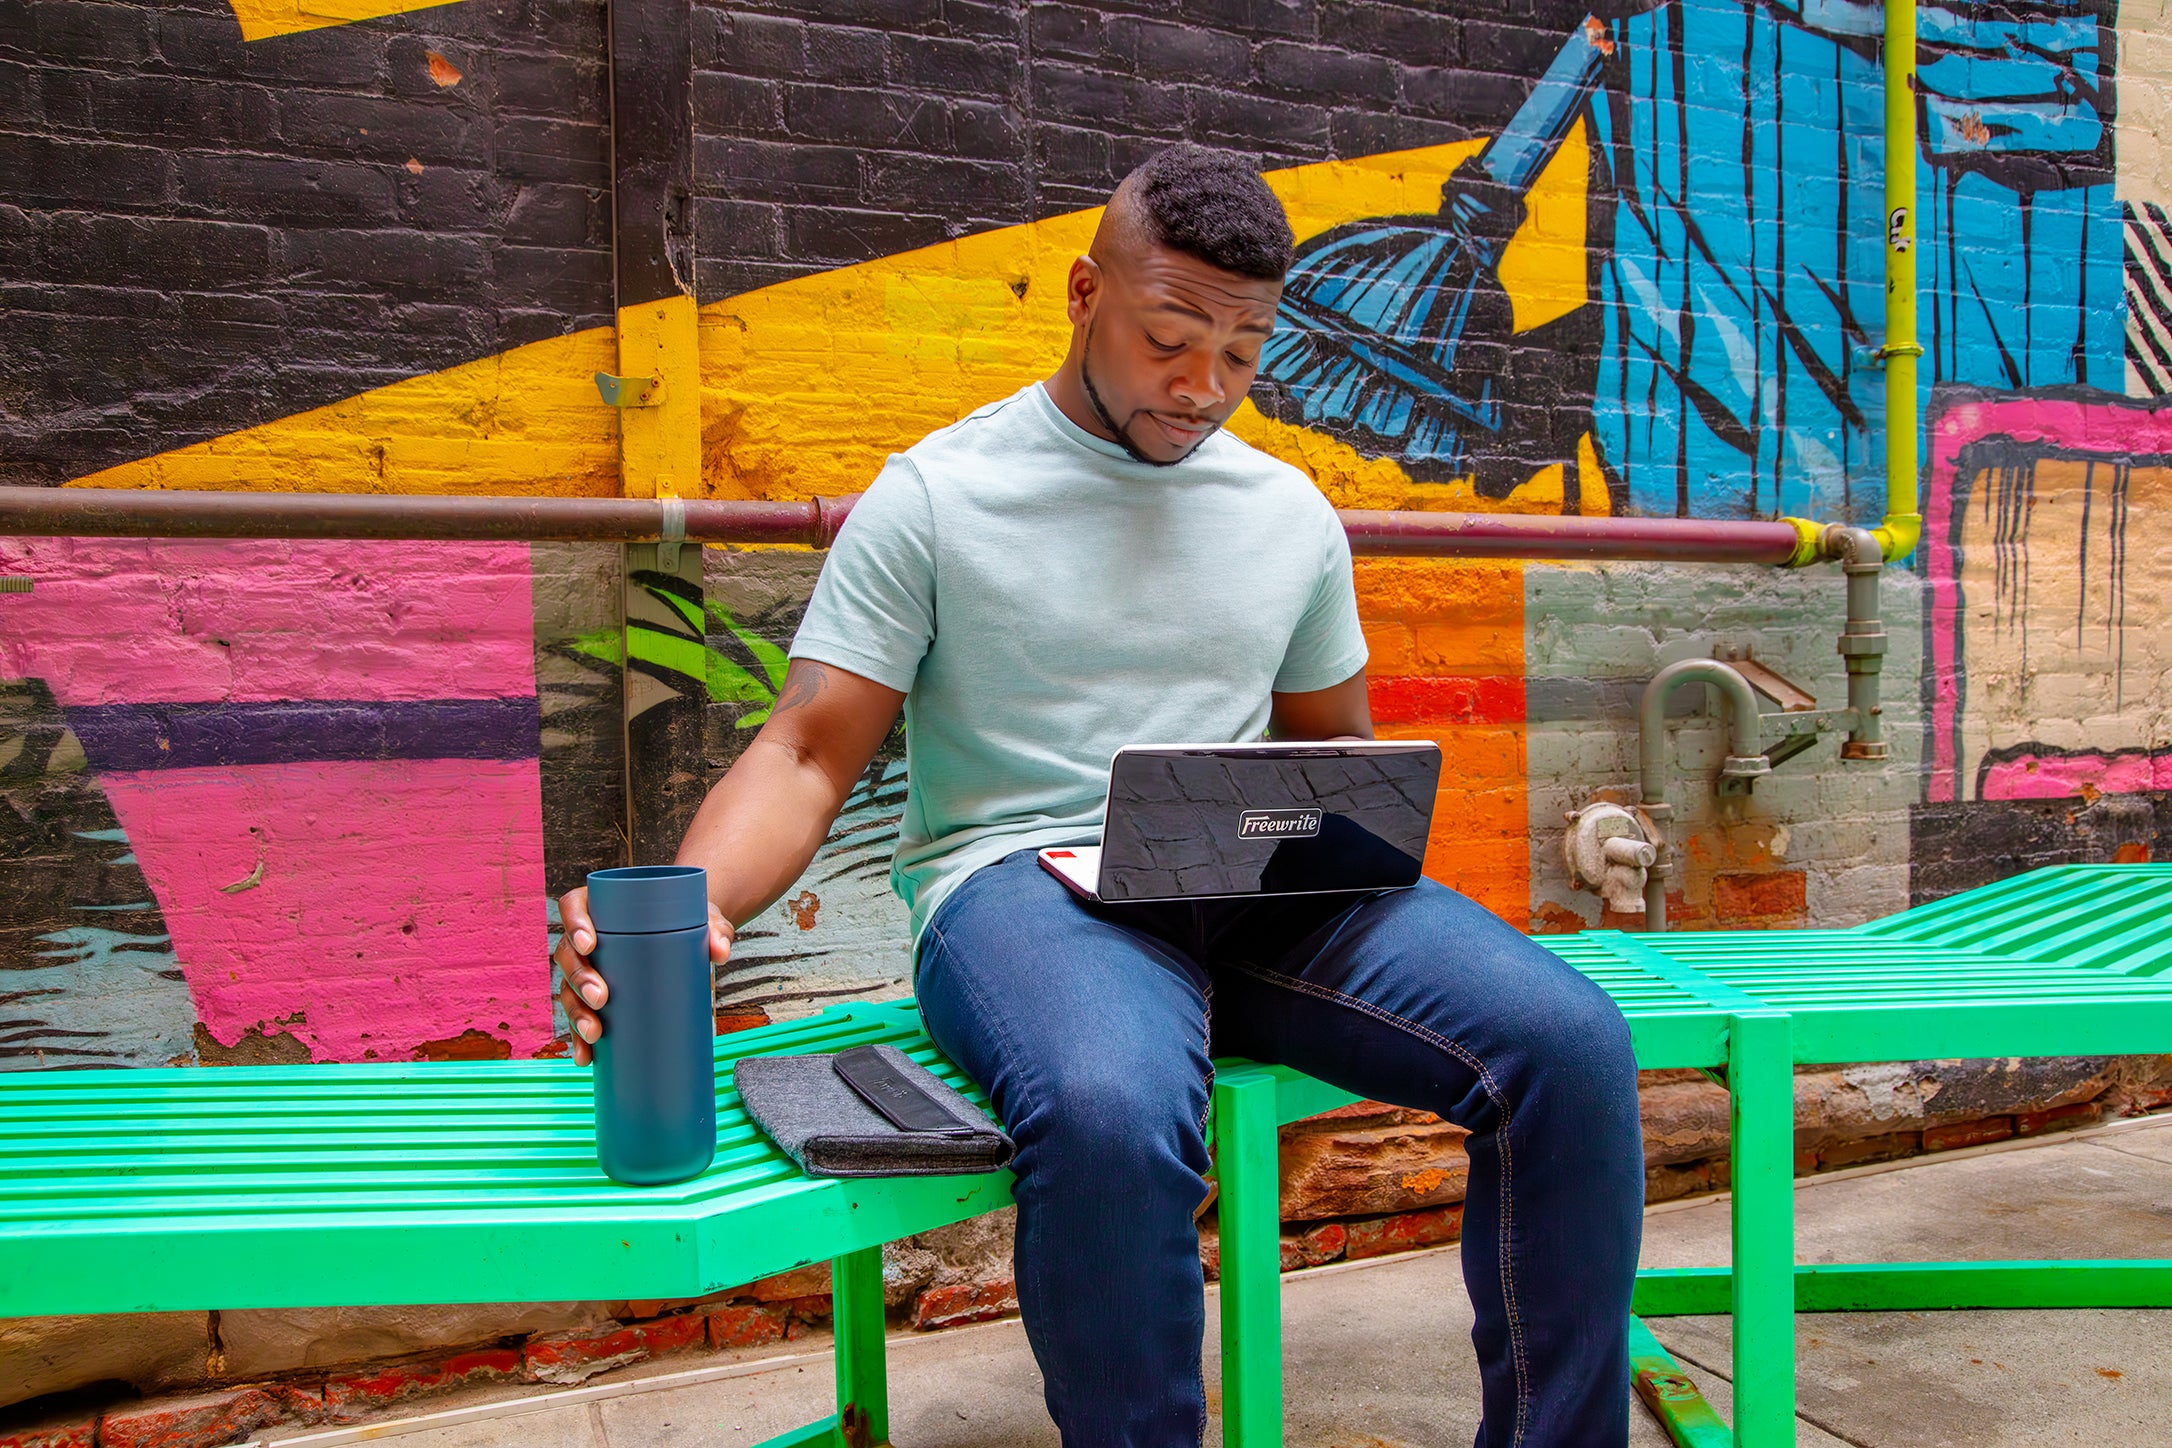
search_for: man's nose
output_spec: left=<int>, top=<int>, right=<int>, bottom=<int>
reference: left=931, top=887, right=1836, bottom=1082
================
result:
left=1171, top=356, right=1227, bottom=411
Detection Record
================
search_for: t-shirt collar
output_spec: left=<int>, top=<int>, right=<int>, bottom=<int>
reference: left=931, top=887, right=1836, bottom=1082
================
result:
left=1031, top=381, right=1159, bottom=465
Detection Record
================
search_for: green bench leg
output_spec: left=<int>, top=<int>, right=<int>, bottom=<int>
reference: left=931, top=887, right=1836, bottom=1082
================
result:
left=832, top=1245, right=890, bottom=1447
left=1629, top=1315, right=1732, bottom=1448
left=1728, top=1010, right=1795, bottom=1448
left=1216, top=1071, right=1284, bottom=1448
left=1636, top=1258, right=2172, bottom=1315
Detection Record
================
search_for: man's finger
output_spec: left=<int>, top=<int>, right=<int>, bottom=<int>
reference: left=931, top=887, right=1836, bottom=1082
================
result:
left=558, top=887, right=596, bottom=958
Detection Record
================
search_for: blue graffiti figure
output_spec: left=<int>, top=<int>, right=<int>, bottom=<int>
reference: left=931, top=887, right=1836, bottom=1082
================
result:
left=1257, top=1, right=2120, bottom=521
left=1254, top=21, right=1615, bottom=498
left=1598, top=0, right=2118, bottom=520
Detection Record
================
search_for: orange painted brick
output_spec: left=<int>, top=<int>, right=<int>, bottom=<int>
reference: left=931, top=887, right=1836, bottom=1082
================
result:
left=101, top=1384, right=325, bottom=1448
left=909, top=1280, right=1018, bottom=1331
left=2015, top=1101, right=2104, bottom=1136
left=742, top=1262, right=831, bottom=1301
left=1817, top=1131, right=1921, bottom=1170
left=706, top=1303, right=791, bottom=1350
left=1279, top=1221, right=1348, bottom=1271
left=0, top=1417, right=95, bottom=1448
left=1344, top=1204, right=1463, bottom=1261
left=1713, top=870, right=1807, bottom=925
left=1923, top=1117, right=2015, bottom=1153
left=1367, top=674, right=1525, bottom=727
left=522, top=1313, right=708, bottom=1384
left=325, top=1348, right=522, bottom=1418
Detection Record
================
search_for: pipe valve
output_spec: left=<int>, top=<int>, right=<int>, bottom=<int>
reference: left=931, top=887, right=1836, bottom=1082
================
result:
left=1565, top=802, right=1658, bottom=915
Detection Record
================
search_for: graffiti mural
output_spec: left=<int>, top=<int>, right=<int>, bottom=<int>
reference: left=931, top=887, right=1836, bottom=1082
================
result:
left=0, top=538, right=552, bottom=1066
left=1923, top=389, right=2172, bottom=804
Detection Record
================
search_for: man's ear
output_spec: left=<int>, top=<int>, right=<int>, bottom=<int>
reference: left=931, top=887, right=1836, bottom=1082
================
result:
left=1066, top=254, right=1102, bottom=328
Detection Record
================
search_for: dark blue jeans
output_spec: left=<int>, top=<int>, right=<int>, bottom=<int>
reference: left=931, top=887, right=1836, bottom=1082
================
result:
left=915, top=852, right=1644, bottom=1448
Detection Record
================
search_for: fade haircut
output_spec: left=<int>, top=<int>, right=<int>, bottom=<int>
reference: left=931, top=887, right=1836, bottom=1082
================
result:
left=1123, top=144, right=1295, bottom=281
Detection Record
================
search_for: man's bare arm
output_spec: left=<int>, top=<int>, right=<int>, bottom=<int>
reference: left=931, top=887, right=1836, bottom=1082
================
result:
left=674, top=659, right=906, bottom=924
left=1268, top=668, right=1374, bottom=742
left=553, top=658, right=904, bottom=1063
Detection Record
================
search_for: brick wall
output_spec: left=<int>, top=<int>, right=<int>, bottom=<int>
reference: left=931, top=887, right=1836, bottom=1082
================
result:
left=0, top=0, right=611, bottom=483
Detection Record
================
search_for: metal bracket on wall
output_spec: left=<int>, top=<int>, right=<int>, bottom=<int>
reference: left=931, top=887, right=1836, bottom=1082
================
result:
left=1714, top=648, right=1861, bottom=794
left=656, top=495, right=687, bottom=572
left=594, top=372, right=665, bottom=408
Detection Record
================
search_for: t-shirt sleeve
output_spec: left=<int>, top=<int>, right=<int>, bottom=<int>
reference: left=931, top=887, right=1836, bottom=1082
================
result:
left=1272, top=502, right=1369, bottom=694
left=787, top=455, right=936, bottom=694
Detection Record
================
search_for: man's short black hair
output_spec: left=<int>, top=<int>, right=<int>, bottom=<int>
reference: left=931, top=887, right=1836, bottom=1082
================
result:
left=1124, top=144, right=1295, bottom=281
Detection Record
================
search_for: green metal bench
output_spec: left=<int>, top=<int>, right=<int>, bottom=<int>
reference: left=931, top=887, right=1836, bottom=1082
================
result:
left=5, top=864, right=2170, bottom=1448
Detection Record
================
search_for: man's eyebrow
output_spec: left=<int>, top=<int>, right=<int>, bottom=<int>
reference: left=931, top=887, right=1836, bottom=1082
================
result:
left=1146, top=300, right=1276, bottom=336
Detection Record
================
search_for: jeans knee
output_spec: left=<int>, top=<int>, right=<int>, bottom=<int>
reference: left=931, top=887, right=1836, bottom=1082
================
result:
left=1016, top=1060, right=1207, bottom=1186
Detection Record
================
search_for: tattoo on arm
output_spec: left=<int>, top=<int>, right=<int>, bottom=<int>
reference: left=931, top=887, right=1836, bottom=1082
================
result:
left=772, top=663, right=830, bottom=716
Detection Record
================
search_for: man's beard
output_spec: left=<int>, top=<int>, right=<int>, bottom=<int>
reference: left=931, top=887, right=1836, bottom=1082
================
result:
left=1080, top=320, right=1215, bottom=468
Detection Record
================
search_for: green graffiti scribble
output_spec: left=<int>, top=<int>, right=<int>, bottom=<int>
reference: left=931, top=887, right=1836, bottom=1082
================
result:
left=567, top=596, right=785, bottom=726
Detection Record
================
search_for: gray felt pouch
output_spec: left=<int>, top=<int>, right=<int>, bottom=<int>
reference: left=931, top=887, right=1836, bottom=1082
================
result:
left=733, top=1044, right=1015, bottom=1178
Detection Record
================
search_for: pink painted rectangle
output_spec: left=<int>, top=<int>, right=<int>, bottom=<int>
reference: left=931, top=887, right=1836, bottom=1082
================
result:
left=0, top=537, right=538, bottom=706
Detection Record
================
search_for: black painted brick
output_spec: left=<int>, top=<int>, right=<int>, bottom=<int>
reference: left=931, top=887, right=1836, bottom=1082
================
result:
left=695, top=135, right=863, bottom=201
left=864, top=150, right=1029, bottom=215
left=40, top=214, right=275, bottom=290
left=937, top=0, right=1018, bottom=40
left=1034, top=123, right=1115, bottom=187
left=1329, top=107, right=1474, bottom=158
left=1121, top=18, right=1254, bottom=84
left=493, top=50, right=606, bottom=115
left=283, top=228, right=488, bottom=295
left=1401, top=64, right=1524, bottom=129
left=496, top=116, right=611, bottom=185
left=2, top=0, right=153, bottom=66
left=1320, top=2, right=1460, bottom=63
left=951, top=99, right=1025, bottom=161
left=276, top=89, right=486, bottom=165
left=0, top=57, right=35, bottom=122
left=39, top=70, right=280, bottom=147
left=506, top=182, right=607, bottom=249
left=693, top=197, right=784, bottom=258
left=784, top=205, right=953, bottom=262
left=1034, top=63, right=1188, bottom=134
left=152, top=9, right=385, bottom=88
left=885, top=33, right=1018, bottom=96
left=173, top=152, right=399, bottom=225
left=493, top=243, right=613, bottom=309
left=1175, top=0, right=1314, bottom=41
left=386, top=34, right=490, bottom=99
left=0, top=135, right=170, bottom=208
left=732, top=0, right=942, bottom=27
left=1257, top=42, right=1397, bottom=102
left=1461, top=20, right=1567, bottom=79
left=699, top=255, right=829, bottom=302
left=501, top=306, right=592, bottom=348
left=1028, top=5, right=1107, bottom=65
left=695, top=71, right=783, bottom=132
left=701, top=10, right=802, bottom=76
left=394, top=166, right=500, bottom=232
left=1188, top=87, right=1332, bottom=153
left=782, top=82, right=948, bottom=149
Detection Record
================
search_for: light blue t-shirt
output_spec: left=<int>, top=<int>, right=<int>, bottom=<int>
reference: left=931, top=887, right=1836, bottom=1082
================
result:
left=789, top=382, right=1369, bottom=943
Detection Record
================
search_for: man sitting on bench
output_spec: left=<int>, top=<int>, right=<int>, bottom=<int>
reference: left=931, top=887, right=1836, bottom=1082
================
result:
left=553, top=144, right=1644, bottom=1448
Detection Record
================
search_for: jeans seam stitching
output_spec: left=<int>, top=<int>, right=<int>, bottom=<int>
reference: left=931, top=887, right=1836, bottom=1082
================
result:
left=1217, top=957, right=1532, bottom=1447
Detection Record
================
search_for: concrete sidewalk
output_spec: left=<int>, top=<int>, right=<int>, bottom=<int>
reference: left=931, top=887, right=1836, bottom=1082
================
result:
left=262, top=1115, right=2172, bottom=1448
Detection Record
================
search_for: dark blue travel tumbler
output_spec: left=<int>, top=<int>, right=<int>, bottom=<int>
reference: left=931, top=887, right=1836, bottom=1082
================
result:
left=585, top=865, right=716, bottom=1185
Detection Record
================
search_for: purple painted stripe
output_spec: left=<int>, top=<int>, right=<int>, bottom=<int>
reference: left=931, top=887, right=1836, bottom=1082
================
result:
left=66, top=698, right=541, bottom=771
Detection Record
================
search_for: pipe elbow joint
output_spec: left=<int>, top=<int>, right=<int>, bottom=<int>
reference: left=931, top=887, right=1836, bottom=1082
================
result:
left=1821, top=523, right=1885, bottom=570
left=1870, top=513, right=1920, bottom=565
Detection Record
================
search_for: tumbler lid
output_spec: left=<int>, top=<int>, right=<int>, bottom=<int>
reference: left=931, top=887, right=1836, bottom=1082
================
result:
left=586, top=865, right=710, bottom=934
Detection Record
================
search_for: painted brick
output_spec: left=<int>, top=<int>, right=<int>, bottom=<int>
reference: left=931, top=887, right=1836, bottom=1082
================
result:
left=100, top=1384, right=326, bottom=1448
left=1818, top=1131, right=1922, bottom=1170
left=742, top=1263, right=832, bottom=1301
left=909, top=1280, right=1018, bottom=1330
left=2015, top=1101, right=2105, bottom=1137
left=1713, top=869, right=1808, bottom=926
left=1923, top=1116, right=2016, bottom=1153
left=1344, top=1204, right=1463, bottom=1260
left=0, top=1417, right=96, bottom=1448
left=706, top=1303, right=792, bottom=1350
left=1279, top=1221, right=1349, bottom=1271
left=521, top=1314, right=709, bottom=1386
left=324, top=1347, right=523, bottom=1418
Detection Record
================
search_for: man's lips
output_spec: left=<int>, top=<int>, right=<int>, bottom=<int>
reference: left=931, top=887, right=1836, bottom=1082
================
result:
left=1148, top=414, right=1213, bottom=445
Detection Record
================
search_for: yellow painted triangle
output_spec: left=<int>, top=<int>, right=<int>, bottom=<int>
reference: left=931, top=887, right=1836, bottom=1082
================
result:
left=229, top=0, right=467, bottom=43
